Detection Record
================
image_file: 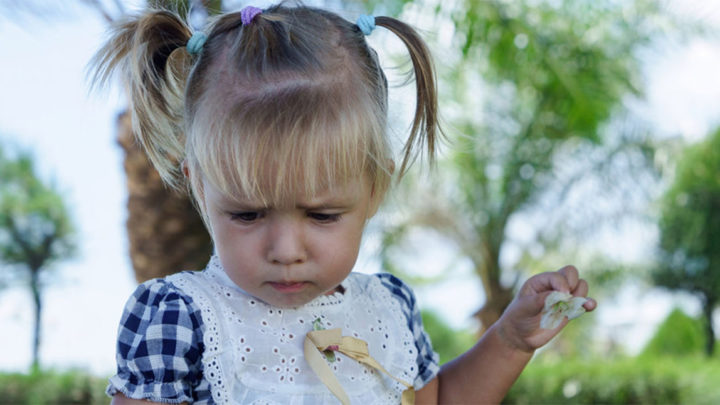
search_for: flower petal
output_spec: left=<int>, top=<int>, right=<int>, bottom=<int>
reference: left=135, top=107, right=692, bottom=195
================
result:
left=541, top=308, right=565, bottom=329
left=540, top=291, right=588, bottom=329
left=565, top=296, right=588, bottom=320
left=543, top=291, right=573, bottom=312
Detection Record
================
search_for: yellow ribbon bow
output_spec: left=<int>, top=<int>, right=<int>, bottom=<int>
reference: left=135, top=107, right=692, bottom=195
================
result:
left=304, top=327, right=415, bottom=405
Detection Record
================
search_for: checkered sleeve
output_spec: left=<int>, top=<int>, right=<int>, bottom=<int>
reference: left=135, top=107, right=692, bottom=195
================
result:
left=106, top=277, right=204, bottom=403
left=376, top=273, right=440, bottom=389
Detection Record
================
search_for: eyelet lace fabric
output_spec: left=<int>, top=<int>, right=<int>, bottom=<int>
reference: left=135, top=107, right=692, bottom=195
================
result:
left=168, top=256, right=418, bottom=404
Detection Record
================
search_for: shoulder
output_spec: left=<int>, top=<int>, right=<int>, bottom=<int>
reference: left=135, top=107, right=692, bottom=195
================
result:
left=369, top=272, right=418, bottom=313
left=361, top=273, right=440, bottom=388
left=118, top=274, right=203, bottom=338
left=108, top=274, right=207, bottom=402
left=348, top=272, right=419, bottom=326
left=125, top=274, right=195, bottom=308
left=115, top=273, right=205, bottom=361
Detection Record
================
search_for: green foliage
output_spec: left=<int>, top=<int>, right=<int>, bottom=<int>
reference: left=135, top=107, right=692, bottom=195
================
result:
left=653, top=128, right=720, bottom=355
left=0, top=144, right=76, bottom=272
left=0, top=370, right=108, bottom=404
left=506, top=357, right=720, bottom=404
left=654, top=128, right=720, bottom=296
left=0, top=142, right=77, bottom=368
left=453, top=0, right=650, bottom=140
left=641, top=308, right=706, bottom=358
left=447, top=0, right=661, bottom=204
left=420, top=310, right=475, bottom=365
left=378, top=0, right=671, bottom=330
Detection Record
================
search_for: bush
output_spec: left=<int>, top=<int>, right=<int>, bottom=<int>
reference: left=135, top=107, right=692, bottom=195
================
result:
left=505, top=356, right=720, bottom=404
left=421, top=310, right=476, bottom=365
left=640, top=307, right=706, bottom=358
left=0, top=370, right=108, bottom=404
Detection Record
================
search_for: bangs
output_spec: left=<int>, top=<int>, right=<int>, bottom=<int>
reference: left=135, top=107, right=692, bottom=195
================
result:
left=186, top=77, right=388, bottom=208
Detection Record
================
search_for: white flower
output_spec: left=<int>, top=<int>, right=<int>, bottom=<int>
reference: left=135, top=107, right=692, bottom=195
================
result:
left=540, top=291, right=588, bottom=329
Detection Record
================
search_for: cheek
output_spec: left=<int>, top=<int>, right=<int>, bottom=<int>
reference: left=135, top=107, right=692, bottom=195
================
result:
left=207, top=217, right=254, bottom=259
left=205, top=210, right=224, bottom=241
left=326, top=223, right=365, bottom=264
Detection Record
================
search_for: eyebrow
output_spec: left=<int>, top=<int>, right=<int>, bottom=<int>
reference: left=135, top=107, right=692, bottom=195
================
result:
left=214, top=183, right=362, bottom=210
left=219, top=196, right=356, bottom=211
left=296, top=199, right=356, bottom=210
left=296, top=189, right=362, bottom=209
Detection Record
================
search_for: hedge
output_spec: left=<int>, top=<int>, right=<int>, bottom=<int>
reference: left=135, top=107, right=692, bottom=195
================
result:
left=0, top=370, right=108, bottom=404
left=2, top=356, right=720, bottom=404
left=505, top=356, right=720, bottom=404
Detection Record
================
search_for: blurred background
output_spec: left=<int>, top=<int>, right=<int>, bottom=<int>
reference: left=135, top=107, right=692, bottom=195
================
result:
left=1, top=0, right=720, bottom=403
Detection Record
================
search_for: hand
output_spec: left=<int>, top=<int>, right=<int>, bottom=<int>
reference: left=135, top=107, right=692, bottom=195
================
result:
left=496, top=265, right=597, bottom=353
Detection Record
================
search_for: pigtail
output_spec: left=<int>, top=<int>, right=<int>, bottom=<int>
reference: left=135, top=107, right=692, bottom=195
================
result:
left=90, top=10, right=194, bottom=188
left=374, top=16, right=443, bottom=177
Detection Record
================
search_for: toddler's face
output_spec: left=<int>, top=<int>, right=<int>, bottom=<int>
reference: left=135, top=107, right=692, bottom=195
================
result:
left=202, top=176, right=374, bottom=308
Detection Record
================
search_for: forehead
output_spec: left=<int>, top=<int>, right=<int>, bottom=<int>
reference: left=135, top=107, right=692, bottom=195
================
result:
left=203, top=171, right=369, bottom=208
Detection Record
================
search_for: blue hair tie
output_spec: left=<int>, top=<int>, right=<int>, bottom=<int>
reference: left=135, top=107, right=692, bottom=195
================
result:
left=187, top=32, right=207, bottom=55
left=356, top=14, right=376, bottom=36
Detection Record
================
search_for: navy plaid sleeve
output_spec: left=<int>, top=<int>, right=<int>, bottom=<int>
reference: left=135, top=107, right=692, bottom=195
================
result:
left=107, top=277, right=204, bottom=403
left=376, top=273, right=440, bottom=389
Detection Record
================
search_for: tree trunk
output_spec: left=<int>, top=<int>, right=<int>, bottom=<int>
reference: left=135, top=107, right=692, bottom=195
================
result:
left=473, top=239, right=514, bottom=334
left=475, top=281, right=514, bottom=335
left=116, top=111, right=213, bottom=283
left=30, top=268, right=41, bottom=371
left=702, top=296, right=716, bottom=357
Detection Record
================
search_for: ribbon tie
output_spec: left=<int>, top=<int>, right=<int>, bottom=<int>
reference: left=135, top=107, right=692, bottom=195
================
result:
left=304, top=328, right=415, bottom=405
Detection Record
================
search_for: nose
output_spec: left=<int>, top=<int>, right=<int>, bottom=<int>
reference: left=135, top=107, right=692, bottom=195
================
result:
left=266, top=216, right=307, bottom=265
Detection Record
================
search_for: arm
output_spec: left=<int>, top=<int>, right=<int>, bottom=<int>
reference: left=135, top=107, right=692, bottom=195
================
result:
left=430, top=322, right=533, bottom=404
left=416, top=265, right=597, bottom=404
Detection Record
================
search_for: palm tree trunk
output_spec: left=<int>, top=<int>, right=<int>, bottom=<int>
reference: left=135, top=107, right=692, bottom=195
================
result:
left=116, top=111, right=213, bottom=283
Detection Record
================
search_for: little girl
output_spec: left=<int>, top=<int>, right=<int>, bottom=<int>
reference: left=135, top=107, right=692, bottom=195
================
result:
left=93, top=3, right=596, bottom=404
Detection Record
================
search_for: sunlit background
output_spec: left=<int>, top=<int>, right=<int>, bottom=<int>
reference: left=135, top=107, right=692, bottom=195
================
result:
left=1, top=0, right=720, bottom=403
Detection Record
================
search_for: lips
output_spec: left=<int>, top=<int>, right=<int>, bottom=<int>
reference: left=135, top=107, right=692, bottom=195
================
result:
left=268, top=281, right=308, bottom=293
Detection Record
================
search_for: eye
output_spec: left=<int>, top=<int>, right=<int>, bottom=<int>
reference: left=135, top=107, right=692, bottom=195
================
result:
left=308, top=212, right=341, bottom=223
left=229, top=211, right=262, bottom=222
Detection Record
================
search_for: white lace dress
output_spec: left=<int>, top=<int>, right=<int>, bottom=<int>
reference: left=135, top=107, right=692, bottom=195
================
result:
left=107, top=256, right=439, bottom=404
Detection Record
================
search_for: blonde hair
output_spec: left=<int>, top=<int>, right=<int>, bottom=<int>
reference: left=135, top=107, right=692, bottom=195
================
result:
left=91, top=3, right=441, bottom=218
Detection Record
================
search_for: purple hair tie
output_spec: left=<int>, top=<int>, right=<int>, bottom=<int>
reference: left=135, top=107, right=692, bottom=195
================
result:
left=241, top=6, right=263, bottom=25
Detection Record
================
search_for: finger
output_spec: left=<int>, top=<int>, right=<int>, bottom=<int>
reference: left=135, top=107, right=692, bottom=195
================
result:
left=583, top=297, right=598, bottom=312
left=572, top=279, right=589, bottom=297
left=527, top=271, right=571, bottom=294
left=513, top=292, right=547, bottom=318
left=558, top=265, right=579, bottom=291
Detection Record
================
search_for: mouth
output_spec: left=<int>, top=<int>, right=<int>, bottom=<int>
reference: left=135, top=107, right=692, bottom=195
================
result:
left=268, top=281, right=308, bottom=293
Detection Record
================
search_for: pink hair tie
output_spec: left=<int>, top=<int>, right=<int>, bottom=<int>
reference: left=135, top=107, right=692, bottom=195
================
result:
left=241, top=6, right=263, bottom=25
